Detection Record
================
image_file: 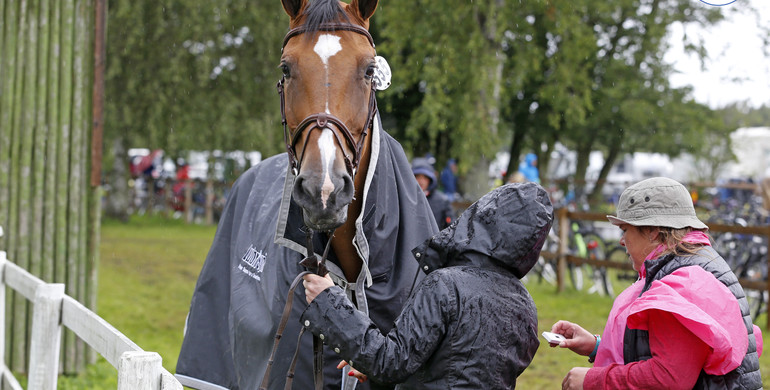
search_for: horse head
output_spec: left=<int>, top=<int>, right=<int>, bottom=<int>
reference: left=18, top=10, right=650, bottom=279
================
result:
left=279, top=0, right=379, bottom=231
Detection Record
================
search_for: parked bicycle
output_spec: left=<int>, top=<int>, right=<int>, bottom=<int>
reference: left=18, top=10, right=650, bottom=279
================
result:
left=565, top=221, right=612, bottom=296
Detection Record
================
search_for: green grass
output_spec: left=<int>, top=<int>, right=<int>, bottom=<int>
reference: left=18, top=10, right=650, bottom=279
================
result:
left=48, top=215, right=770, bottom=388
left=54, top=215, right=217, bottom=388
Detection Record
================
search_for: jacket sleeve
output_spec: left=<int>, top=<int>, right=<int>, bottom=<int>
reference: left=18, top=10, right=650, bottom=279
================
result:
left=584, top=310, right=710, bottom=390
left=300, top=273, right=452, bottom=384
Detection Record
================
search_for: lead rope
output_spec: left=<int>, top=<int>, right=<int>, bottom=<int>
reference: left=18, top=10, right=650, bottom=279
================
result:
left=259, top=230, right=332, bottom=390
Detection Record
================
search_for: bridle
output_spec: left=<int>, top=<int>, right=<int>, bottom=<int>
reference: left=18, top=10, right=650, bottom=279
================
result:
left=260, top=21, right=379, bottom=390
left=277, top=22, right=379, bottom=178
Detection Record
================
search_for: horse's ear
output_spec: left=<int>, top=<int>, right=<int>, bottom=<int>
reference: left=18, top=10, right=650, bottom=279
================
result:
left=281, top=0, right=305, bottom=19
left=350, top=0, right=378, bottom=21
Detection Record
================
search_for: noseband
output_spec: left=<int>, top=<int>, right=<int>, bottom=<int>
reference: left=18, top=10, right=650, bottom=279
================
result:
left=277, top=22, right=379, bottom=177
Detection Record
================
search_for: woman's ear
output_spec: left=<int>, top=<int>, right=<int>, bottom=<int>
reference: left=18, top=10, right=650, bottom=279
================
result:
left=648, top=228, right=660, bottom=242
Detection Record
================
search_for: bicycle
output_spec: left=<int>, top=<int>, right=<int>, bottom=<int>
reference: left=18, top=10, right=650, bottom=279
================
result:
left=566, top=221, right=612, bottom=296
left=524, top=227, right=559, bottom=286
left=604, top=244, right=638, bottom=297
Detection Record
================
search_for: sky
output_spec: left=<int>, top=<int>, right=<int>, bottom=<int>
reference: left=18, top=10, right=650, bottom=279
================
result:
left=664, top=0, right=770, bottom=108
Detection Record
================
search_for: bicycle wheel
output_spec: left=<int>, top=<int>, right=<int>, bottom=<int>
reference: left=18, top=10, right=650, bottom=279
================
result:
left=527, top=227, right=559, bottom=286
left=738, top=253, right=767, bottom=322
left=568, top=232, right=610, bottom=296
left=605, top=245, right=637, bottom=297
left=526, top=255, right=557, bottom=286
left=745, top=288, right=766, bottom=323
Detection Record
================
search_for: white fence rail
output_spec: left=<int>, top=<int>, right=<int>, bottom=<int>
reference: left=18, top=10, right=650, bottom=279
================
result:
left=0, top=250, right=182, bottom=390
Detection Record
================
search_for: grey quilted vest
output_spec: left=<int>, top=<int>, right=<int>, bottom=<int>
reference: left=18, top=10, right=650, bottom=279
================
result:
left=623, top=246, right=762, bottom=389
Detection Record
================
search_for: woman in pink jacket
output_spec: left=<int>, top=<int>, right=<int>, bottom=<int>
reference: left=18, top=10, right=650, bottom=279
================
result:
left=551, top=177, right=762, bottom=389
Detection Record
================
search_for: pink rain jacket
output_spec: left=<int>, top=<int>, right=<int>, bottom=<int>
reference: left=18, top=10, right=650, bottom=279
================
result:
left=593, top=234, right=763, bottom=382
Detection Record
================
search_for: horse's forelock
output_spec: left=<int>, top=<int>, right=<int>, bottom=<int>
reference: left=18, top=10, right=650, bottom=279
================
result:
left=303, top=0, right=351, bottom=35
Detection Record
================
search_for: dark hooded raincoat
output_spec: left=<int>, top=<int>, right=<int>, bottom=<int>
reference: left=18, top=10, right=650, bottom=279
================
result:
left=175, top=115, right=439, bottom=390
left=300, top=182, right=554, bottom=389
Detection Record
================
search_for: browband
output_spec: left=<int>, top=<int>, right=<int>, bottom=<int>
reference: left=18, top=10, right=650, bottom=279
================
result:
left=282, top=22, right=375, bottom=49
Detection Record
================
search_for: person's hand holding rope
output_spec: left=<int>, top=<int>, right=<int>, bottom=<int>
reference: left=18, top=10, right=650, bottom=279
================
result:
left=303, top=273, right=334, bottom=303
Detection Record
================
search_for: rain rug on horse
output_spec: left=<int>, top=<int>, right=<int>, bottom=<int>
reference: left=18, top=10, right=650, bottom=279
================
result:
left=175, top=1, right=439, bottom=389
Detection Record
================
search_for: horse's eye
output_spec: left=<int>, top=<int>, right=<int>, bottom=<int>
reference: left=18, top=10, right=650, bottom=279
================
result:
left=365, top=65, right=376, bottom=79
left=279, top=63, right=291, bottom=78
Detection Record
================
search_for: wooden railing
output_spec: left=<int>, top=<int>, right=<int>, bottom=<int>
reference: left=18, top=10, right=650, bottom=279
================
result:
left=549, top=209, right=770, bottom=329
left=0, top=250, right=181, bottom=390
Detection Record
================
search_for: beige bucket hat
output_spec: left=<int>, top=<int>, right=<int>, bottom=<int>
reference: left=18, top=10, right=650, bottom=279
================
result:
left=606, top=177, right=708, bottom=230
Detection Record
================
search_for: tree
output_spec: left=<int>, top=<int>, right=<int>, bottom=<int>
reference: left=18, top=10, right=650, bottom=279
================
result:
left=104, top=1, right=288, bottom=218
left=496, top=0, right=733, bottom=205
left=376, top=0, right=530, bottom=169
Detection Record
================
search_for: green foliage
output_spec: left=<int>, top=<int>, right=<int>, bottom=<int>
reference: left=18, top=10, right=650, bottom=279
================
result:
left=718, top=102, right=770, bottom=129
left=105, top=1, right=287, bottom=156
left=103, top=1, right=767, bottom=198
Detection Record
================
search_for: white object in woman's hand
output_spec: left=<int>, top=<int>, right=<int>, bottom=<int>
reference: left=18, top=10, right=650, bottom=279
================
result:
left=302, top=273, right=334, bottom=303
left=551, top=320, right=595, bottom=356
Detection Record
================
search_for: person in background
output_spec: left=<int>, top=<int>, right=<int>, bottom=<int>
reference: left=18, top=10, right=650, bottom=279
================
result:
left=301, top=182, right=553, bottom=388
left=550, top=177, right=762, bottom=390
left=439, top=158, right=459, bottom=202
left=508, top=171, right=526, bottom=184
left=413, top=161, right=455, bottom=229
left=518, top=153, right=540, bottom=184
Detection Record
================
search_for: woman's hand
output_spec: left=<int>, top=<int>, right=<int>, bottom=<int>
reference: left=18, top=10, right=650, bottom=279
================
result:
left=551, top=320, right=596, bottom=356
left=337, top=360, right=368, bottom=383
left=562, top=367, right=589, bottom=390
left=302, top=273, right=334, bottom=304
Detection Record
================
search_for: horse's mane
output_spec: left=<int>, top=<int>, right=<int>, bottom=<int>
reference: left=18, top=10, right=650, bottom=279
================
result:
left=303, top=0, right=351, bottom=34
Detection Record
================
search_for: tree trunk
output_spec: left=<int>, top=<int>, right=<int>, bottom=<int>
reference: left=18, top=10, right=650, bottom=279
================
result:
left=505, top=126, right=527, bottom=183
left=104, top=137, right=130, bottom=222
left=184, top=180, right=193, bottom=223
left=463, top=157, right=493, bottom=201
left=205, top=178, right=214, bottom=225
left=540, top=138, right=556, bottom=185
left=573, top=141, right=593, bottom=207
left=587, top=143, right=621, bottom=206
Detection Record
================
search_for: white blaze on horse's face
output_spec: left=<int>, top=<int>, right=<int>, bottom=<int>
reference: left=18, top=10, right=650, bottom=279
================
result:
left=313, top=34, right=344, bottom=210
left=313, top=34, right=343, bottom=114
left=318, top=129, right=336, bottom=209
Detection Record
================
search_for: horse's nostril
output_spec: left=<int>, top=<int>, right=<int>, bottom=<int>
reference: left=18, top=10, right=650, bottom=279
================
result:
left=292, top=176, right=312, bottom=203
left=341, top=175, right=355, bottom=198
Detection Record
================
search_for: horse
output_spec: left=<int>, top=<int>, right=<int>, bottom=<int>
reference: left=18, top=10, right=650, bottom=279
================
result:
left=175, top=1, right=439, bottom=389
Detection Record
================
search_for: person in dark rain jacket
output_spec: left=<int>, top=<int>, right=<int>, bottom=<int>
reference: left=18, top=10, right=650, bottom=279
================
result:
left=412, top=161, right=455, bottom=229
left=302, top=182, right=554, bottom=389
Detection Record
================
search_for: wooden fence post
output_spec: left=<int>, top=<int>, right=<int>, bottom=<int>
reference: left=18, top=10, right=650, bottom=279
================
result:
left=766, top=225, right=770, bottom=331
left=117, top=351, right=162, bottom=390
left=0, top=251, right=7, bottom=374
left=27, top=283, right=65, bottom=390
left=557, top=208, right=569, bottom=292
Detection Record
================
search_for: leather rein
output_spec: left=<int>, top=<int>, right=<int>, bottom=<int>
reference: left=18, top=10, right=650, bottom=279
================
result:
left=277, top=22, right=379, bottom=177
left=260, top=22, right=378, bottom=390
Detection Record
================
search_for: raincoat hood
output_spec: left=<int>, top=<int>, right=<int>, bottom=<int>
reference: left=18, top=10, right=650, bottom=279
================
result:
left=524, top=153, right=537, bottom=166
left=413, top=182, right=553, bottom=278
left=412, top=162, right=437, bottom=192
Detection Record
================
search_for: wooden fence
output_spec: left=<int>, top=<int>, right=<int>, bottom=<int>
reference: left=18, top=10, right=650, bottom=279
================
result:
left=1, top=0, right=105, bottom=373
left=551, top=209, right=770, bottom=329
left=0, top=250, right=181, bottom=390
